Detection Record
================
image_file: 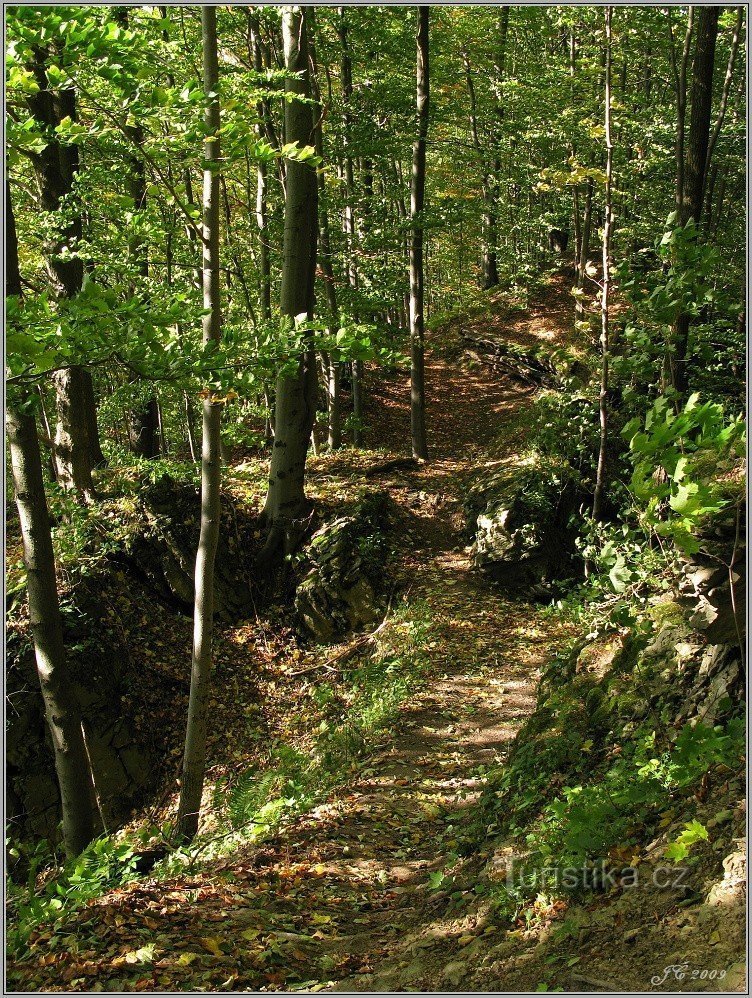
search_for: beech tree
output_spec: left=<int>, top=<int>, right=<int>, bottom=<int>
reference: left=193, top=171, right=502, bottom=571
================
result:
left=670, top=5, right=720, bottom=398
left=6, top=182, right=96, bottom=859
left=24, top=43, right=103, bottom=493
left=260, top=7, right=319, bottom=558
left=308, top=9, right=342, bottom=451
left=176, top=5, right=224, bottom=842
left=409, top=6, right=430, bottom=461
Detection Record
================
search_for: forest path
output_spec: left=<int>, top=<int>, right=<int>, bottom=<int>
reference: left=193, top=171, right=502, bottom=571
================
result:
left=213, top=270, right=574, bottom=991
left=11, top=273, right=578, bottom=992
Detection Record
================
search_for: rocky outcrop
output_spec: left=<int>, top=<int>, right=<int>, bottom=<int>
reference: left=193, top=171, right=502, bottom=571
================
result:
left=295, top=493, right=392, bottom=642
left=120, top=475, right=257, bottom=620
left=559, top=600, right=744, bottom=730
left=6, top=473, right=261, bottom=845
left=466, top=458, right=583, bottom=596
left=6, top=598, right=153, bottom=843
left=680, top=535, right=745, bottom=647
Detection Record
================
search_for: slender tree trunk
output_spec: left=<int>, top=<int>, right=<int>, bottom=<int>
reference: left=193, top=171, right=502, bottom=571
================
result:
left=593, top=7, right=614, bottom=522
left=261, top=8, right=318, bottom=557
left=185, top=393, right=199, bottom=462
left=26, top=49, right=101, bottom=488
left=248, top=11, right=272, bottom=323
left=36, top=383, right=58, bottom=482
left=8, top=404, right=98, bottom=856
left=670, top=7, right=695, bottom=217
left=409, top=7, right=430, bottom=461
left=6, top=183, right=95, bottom=858
left=483, top=6, right=509, bottom=290
left=575, top=179, right=593, bottom=325
left=708, top=161, right=729, bottom=238
left=671, top=6, right=720, bottom=398
left=309, top=11, right=342, bottom=450
left=116, top=6, right=159, bottom=459
left=338, top=6, right=363, bottom=445
left=176, top=5, right=223, bottom=842
left=462, top=50, right=494, bottom=289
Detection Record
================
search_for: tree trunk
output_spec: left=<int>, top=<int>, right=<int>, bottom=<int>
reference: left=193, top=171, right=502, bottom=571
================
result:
left=261, top=8, right=318, bottom=555
left=248, top=12, right=272, bottom=323
left=52, top=368, right=95, bottom=498
left=128, top=398, right=160, bottom=458
left=462, top=50, right=495, bottom=289
left=682, top=7, right=720, bottom=226
left=7, top=404, right=98, bottom=856
left=575, top=179, right=594, bottom=325
left=176, top=5, right=223, bottom=843
left=338, top=6, right=363, bottom=446
left=483, top=7, right=509, bottom=290
left=409, top=7, right=430, bottom=461
left=184, top=392, right=199, bottom=463
left=6, top=184, right=95, bottom=858
left=26, top=47, right=100, bottom=489
left=670, top=6, right=720, bottom=398
left=572, top=186, right=582, bottom=271
left=81, top=372, right=106, bottom=468
left=593, top=6, right=614, bottom=522
left=116, top=6, right=159, bottom=459
left=309, top=10, right=342, bottom=450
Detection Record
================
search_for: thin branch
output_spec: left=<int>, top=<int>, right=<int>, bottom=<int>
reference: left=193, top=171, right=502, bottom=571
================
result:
left=705, top=6, right=744, bottom=174
left=66, top=71, right=209, bottom=244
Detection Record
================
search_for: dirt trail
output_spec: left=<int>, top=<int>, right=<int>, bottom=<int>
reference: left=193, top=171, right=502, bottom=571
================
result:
left=10, top=275, right=579, bottom=992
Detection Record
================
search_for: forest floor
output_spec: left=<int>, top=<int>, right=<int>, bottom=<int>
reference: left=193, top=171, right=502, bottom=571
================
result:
left=8, top=272, right=746, bottom=993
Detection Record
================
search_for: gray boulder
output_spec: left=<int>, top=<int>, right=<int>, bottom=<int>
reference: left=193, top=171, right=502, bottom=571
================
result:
left=295, top=493, right=391, bottom=642
left=466, top=458, right=583, bottom=595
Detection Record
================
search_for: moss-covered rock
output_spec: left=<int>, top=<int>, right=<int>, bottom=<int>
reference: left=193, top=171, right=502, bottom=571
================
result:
left=121, top=474, right=259, bottom=620
left=465, top=457, right=584, bottom=596
left=467, top=600, right=744, bottom=869
left=295, top=493, right=392, bottom=642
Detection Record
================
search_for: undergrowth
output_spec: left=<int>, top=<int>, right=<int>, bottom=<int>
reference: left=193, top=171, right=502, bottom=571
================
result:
left=460, top=606, right=745, bottom=923
left=6, top=598, right=436, bottom=958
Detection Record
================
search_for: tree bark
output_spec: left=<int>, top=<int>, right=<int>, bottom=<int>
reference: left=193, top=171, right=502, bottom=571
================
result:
left=338, top=6, right=363, bottom=445
left=593, top=6, right=614, bottom=522
left=116, top=6, right=159, bottom=459
left=7, top=404, right=98, bottom=856
left=52, top=368, right=95, bottom=498
left=248, top=13, right=273, bottom=325
left=261, top=8, right=318, bottom=555
left=682, top=7, right=720, bottom=226
left=6, top=183, right=95, bottom=858
left=409, top=7, right=430, bottom=461
left=176, top=5, right=223, bottom=843
left=308, top=10, right=342, bottom=450
left=670, top=6, right=720, bottom=398
left=26, top=46, right=101, bottom=488
left=483, top=7, right=509, bottom=289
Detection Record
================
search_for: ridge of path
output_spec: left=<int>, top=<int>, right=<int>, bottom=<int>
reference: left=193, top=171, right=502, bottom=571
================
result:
left=15, top=274, right=578, bottom=992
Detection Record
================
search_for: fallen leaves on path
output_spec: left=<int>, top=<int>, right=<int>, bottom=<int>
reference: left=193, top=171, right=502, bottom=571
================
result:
left=8, top=277, right=578, bottom=993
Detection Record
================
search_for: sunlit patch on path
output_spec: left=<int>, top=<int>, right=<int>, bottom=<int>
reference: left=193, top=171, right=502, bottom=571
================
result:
left=8, top=279, right=577, bottom=992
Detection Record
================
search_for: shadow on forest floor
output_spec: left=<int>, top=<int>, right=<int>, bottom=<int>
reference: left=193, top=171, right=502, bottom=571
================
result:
left=18, top=271, right=731, bottom=993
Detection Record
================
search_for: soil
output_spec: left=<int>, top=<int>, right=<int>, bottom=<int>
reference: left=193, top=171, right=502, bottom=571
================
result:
left=7, top=272, right=745, bottom=993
